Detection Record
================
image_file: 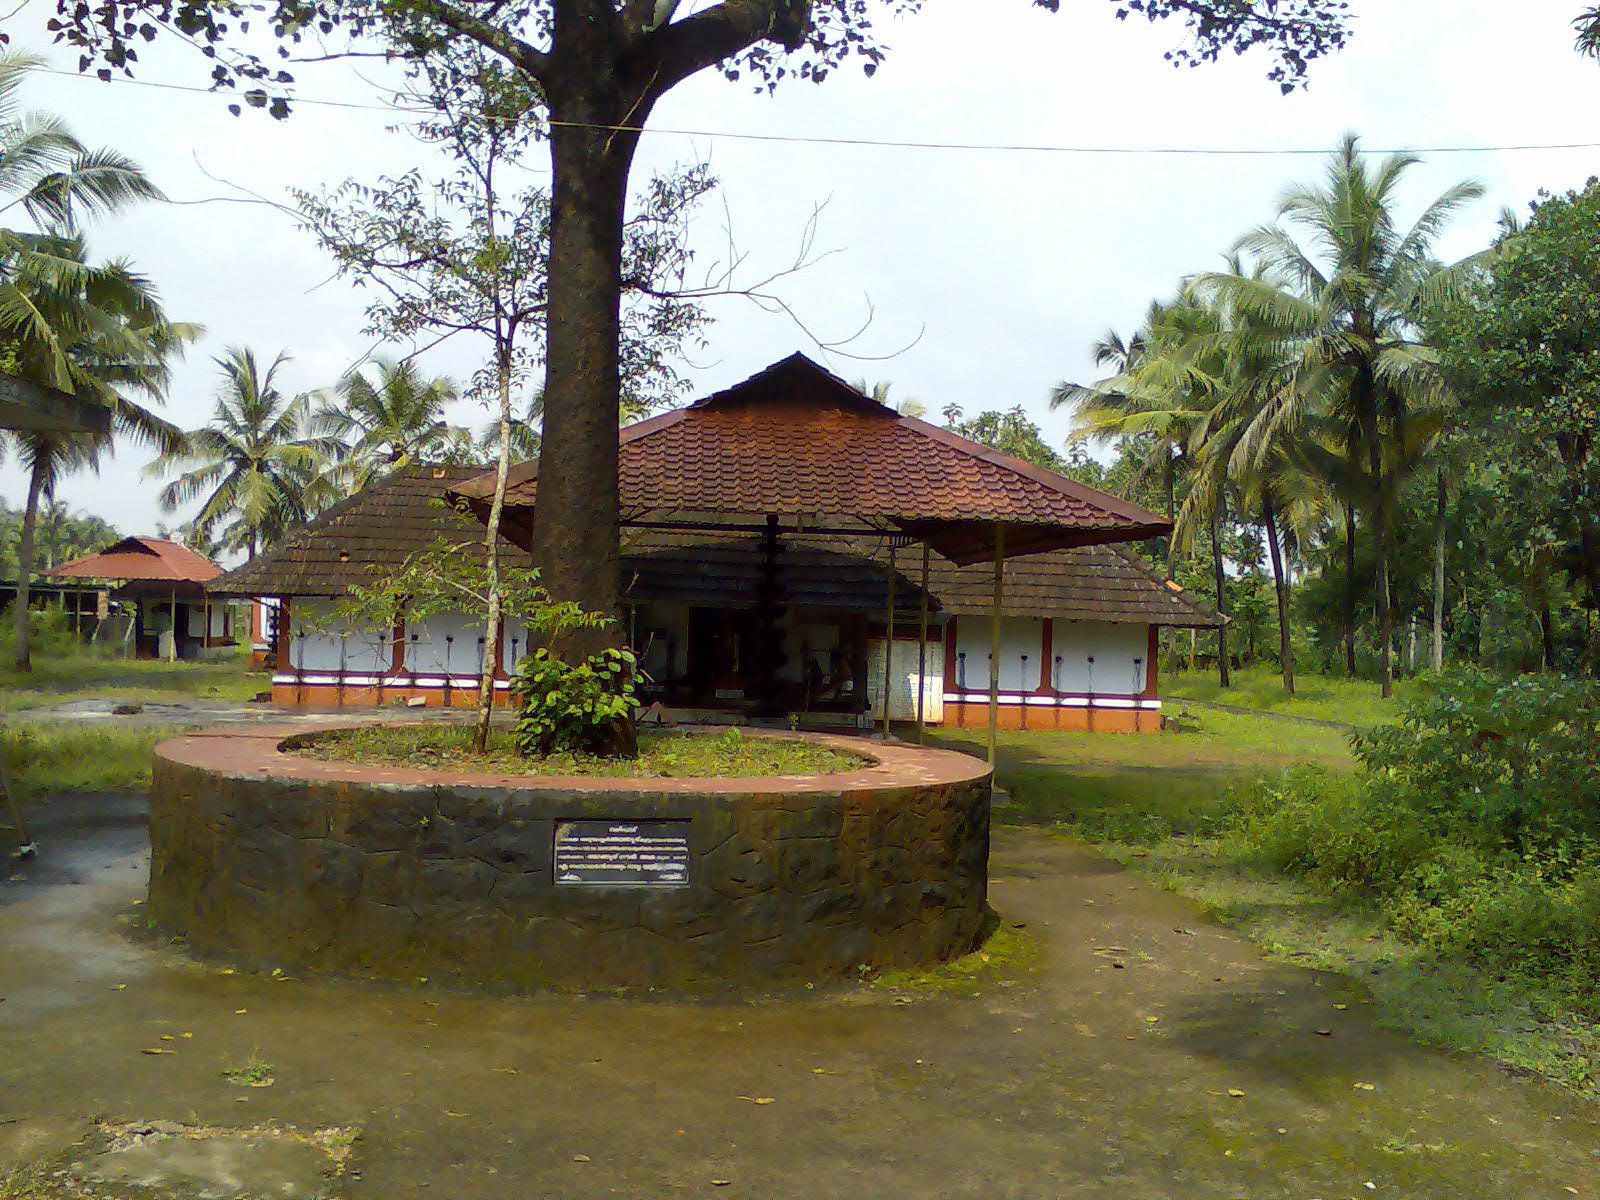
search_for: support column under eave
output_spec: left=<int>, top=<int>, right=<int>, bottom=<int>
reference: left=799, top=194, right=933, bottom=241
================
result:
left=916, top=542, right=930, bottom=744
left=988, top=524, right=1005, bottom=766
left=881, top=542, right=898, bottom=740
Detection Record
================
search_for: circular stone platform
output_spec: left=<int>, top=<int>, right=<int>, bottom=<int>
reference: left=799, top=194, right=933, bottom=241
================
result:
left=147, top=727, right=992, bottom=989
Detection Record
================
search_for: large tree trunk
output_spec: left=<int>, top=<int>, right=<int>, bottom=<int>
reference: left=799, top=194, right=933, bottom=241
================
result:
left=1210, top=499, right=1230, bottom=688
left=1262, top=495, right=1294, bottom=695
left=11, top=459, right=47, bottom=673
left=533, top=91, right=641, bottom=648
left=1432, top=466, right=1446, bottom=672
left=475, top=345, right=515, bottom=755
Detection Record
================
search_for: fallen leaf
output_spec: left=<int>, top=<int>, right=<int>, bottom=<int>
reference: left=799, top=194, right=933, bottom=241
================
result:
left=234, top=1009, right=248, bottom=1015
left=111, top=984, right=127, bottom=991
left=140, top=1048, right=174, bottom=1055
left=1313, top=1029, right=1334, bottom=1037
left=180, top=1032, right=193, bottom=1039
left=159, top=1035, right=174, bottom=1042
left=1354, top=1082, right=1376, bottom=1091
left=444, top=1110, right=468, bottom=1118
left=571, top=1154, right=591, bottom=1163
left=1226, top=1088, right=1245, bottom=1097
left=737, top=1096, right=775, bottom=1105
left=711, top=1180, right=732, bottom=1187
left=1333, top=1003, right=1349, bottom=1011
left=492, top=1067, right=519, bottom=1075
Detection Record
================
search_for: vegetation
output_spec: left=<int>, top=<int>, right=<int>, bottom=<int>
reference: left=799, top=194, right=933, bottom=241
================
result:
left=1, top=52, right=192, bottom=672
left=0, top=723, right=184, bottom=795
left=937, top=669, right=1600, bottom=1096
left=292, top=724, right=868, bottom=779
left=149, top=348, right=336, bottom=561
left=311, top=359, right=466, bottom=491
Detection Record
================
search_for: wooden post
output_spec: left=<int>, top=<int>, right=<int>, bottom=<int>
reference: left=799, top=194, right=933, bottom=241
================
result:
left=881, top=543, right=897, bottom=739
left=916, top=542, right=930, bottom=744
left=988, top=524, right=1005, bottom=766
left=168, top=585, right=177, bottom=663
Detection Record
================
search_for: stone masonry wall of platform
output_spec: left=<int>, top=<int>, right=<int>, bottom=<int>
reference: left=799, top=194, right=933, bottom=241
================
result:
left=147, top=727, right=993, bottom=990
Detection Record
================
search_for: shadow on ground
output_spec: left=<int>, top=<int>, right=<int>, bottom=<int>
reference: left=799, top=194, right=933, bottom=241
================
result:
left=3, top=796, right=1598, bottom=1199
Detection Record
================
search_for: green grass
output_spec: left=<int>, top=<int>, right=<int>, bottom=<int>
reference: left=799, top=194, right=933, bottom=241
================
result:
left=1117, top=837, right=1600, bottom=1099
left=0, top=651, right=265, bottom=713
left=928, top=704, right=1354, bottom=839
left=929, top=675, right=1600, bottom=1099
left=292, top=724, right=871, bottom=778
left=1, top=724, right=182, bottom=799
left=1165, top=663, right=1421, bottom=728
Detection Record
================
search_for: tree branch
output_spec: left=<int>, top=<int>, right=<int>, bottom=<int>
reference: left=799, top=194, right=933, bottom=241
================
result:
left=421, top=0, right=552, bottom=81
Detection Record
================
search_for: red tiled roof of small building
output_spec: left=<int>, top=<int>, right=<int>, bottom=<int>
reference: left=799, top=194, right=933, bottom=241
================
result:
left=453, top=353, right=1171, bottom=565
left=45, top=536, right=222, bottom=584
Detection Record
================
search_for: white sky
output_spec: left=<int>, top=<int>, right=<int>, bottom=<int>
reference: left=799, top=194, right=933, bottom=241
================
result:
left=6, top=0, right=1600, bottom=544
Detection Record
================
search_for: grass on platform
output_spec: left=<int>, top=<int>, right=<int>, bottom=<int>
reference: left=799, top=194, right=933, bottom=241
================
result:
left=1165, top=663, right=1421, bottom=728
left=0, top=651, right=265, bottom=713
left=294, top=724, right=871, bottom=778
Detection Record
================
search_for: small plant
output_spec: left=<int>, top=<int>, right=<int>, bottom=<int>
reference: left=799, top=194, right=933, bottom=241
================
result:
left=511, top=645, right=641, bottom=757
left=223, top=1054, right=276, bottom=1088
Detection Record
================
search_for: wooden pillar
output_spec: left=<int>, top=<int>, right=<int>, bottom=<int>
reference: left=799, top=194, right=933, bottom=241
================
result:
left=881, top=542, right=898, bottom=739
left=988, top=524, right=1005, bottom=766
left=275, top=598, right=292, bottom=673
left=916, top=542, right=930, bottom=744
left=1039, top=618, right=1054, bottom=691
left=168, top=585, right=177, bottom=663
left=1144, top=625, right=1160, bottom=698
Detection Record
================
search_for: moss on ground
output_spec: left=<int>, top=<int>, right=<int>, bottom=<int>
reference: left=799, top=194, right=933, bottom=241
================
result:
left=870, top=911, right=1040, bottom=996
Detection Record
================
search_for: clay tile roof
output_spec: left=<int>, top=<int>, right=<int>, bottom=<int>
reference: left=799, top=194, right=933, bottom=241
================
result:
left=207, top=464, right=519, bottom=597
left=45, top=537, right=221, bottom=584
left=207, top=467, right=1217, bottom=627
left=452, top=353, right=1172, bottom=566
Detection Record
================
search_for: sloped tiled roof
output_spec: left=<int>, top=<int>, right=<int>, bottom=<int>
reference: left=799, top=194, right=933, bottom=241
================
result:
left=46, top=537, right=221, bottom=584
left=212, top=469, right=1217, bottom=627
left=208, top=465, right=517, bottom=597
left=452, top=354, right=1171, bottom=565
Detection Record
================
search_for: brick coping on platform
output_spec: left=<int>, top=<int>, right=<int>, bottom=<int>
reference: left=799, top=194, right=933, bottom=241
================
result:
left=155, top=724, right=992, bottom=796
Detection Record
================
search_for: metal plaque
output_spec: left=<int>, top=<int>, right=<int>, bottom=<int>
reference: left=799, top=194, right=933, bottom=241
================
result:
left=553, top=819, right=691, bottom=887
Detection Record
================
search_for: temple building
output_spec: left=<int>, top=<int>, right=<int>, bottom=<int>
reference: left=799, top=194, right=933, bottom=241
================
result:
left=212, top=355, right=1216, bottom=733
left=46, top=536, right=233, bottom=660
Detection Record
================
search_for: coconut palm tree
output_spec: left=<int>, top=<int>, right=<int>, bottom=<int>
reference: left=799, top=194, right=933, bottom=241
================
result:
left=1, top=240, right=191, bottom=668
left=478, top=386, right=543, bottom=462
left=1199, top=133, right=1483, bottom=696
left=150, top=348, right=335, bottom=560
left=0, top=51, right=161, bottom=236
left=1054, top=297, right=1235, bottom=683
left=312, top=358, right=462, bottom=489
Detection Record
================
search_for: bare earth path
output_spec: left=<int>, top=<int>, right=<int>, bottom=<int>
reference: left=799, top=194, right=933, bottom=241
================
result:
left=3, top=796, right=1597, bottom=1198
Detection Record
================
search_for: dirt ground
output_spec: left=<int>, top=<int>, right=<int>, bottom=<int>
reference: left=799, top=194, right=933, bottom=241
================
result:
left=3, top=794, right=1598, bottom=1199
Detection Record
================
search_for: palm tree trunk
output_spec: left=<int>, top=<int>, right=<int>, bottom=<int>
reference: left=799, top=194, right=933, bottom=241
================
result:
left=1165, top=447, right=1179, bottom=676
left=474, top=345, right=515, bottom=756
left=11, top=459, right=47, bottom=673
left=1355, top=367, right=1392, bottom=698
left=1341, top=509, right=1357, bottom=677
left=1262, top=495, right=1294, bottom=695
left=1432, top=467, right=1446, bottom=672
left=1210, top=499, right=1230, bottom=688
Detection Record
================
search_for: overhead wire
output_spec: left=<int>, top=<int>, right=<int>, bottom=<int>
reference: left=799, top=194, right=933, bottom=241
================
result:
left=30, top=65, right=1600, bottom=159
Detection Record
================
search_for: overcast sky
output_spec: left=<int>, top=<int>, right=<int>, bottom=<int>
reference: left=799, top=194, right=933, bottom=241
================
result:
left=6, top=0, right=1600, bottom=545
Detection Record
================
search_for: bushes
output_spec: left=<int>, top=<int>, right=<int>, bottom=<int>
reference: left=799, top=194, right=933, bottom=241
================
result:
left=510, top=645, right=639, bottom=757
left=1229, top=669, right=1600, bottom=1013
